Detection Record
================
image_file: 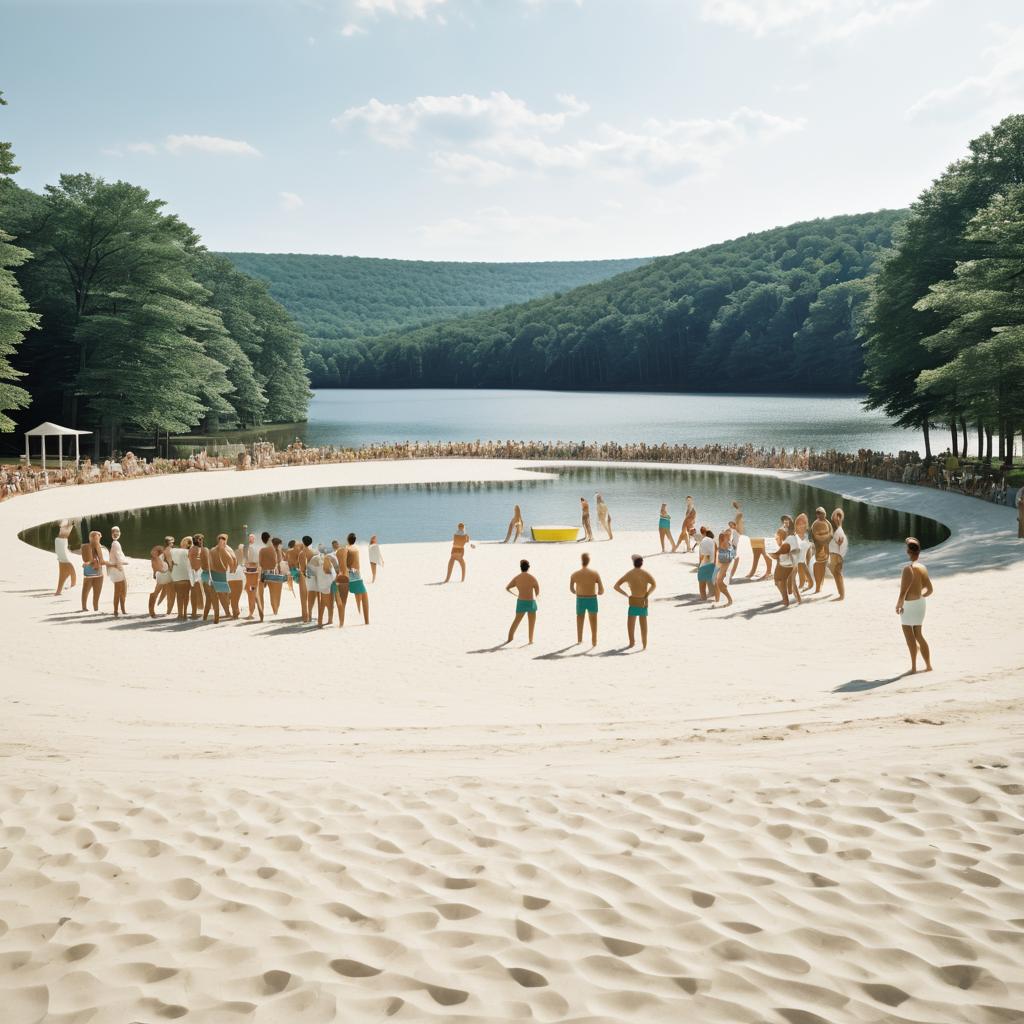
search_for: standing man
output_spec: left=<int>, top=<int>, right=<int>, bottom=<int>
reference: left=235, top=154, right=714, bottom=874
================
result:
left=580, top=497, right=594, bottom=542
left=299, top=534, right=314, bottom=622
left=570, top=552, right=604, bottom=647
left=505, top=559, right=540, bottom=645
left=614, top=555, right=657, bottom=650
left=810, top=506, right=834, bottom=594
left=896, top=537, right=934, bottom=674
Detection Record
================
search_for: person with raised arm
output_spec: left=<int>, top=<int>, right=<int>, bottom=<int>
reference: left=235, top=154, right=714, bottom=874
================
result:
left=444, top=523, right=473, bottom=583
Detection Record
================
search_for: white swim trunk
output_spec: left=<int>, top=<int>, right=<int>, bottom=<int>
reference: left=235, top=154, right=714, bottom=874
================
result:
left=900, top=598, right=926, bottom=627
left=107, top=568, right=125, bottom=584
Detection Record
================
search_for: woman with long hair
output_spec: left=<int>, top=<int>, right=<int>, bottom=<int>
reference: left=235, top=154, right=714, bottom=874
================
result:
left=107, top=525, right=129, bottom=618
left=54, top=520, right=77, bottom=595
left=80, top=530, right=107, bottom=612
left=502, top=505, right=524, bottom=543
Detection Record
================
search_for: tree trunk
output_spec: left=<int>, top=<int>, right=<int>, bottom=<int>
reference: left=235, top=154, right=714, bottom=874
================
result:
left=985, top=427, right=993, bottom=463
left=922, top=420, right=932, bottom=461
left=950, top=421, right=959, bottom=458
left=960, top=418, right=968, bottom=459
left=977, top=421, right=984, bottom=459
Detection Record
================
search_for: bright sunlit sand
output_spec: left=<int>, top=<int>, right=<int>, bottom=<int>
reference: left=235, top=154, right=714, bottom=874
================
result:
left=2, top=459, right=1022, bottom=1023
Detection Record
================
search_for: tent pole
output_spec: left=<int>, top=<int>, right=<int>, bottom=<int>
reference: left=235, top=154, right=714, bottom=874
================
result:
left=59, top=435, right=64, bottom=471
left=41, top=435, right=46, bottom=474
left=76, top=434, right=80, bottom=467
left=25, top=433, right=29, bottom=470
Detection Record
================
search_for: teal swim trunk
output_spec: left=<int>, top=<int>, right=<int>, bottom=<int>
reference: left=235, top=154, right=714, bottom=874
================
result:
left=211, top=570, right=229, bottom=594
left=628, top=605, right=648, bottom=617
left=348, top=569, right=368, bottom=595
left=659, top=517, right=671, bottom=529
left=516, top=599, right=538, bottom=614
left=576, top=596, right=599, bottom=615
left=697, top=562, right=717, bottom=583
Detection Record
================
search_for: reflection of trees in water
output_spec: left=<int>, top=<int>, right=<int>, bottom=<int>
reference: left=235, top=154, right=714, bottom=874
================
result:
left=21, top=469, right=949, bottom=558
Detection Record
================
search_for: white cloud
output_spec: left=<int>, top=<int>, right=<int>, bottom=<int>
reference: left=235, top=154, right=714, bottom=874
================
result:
left=340, top=22, right=367, bottom=37
left=165, top=134, right=261, bottom=157
left=700, top=0, right=931, bottom=41
left=280, top=191, right=305, bottom=211
left=907, top=25, right=1024, bottom=120
left=355, top=0, right=447, bottom=16
left=338, top=91, right=804, bottom=185
left=335, top=91, right=587, bottom=147
left=125, top=141, right=159, bottom=155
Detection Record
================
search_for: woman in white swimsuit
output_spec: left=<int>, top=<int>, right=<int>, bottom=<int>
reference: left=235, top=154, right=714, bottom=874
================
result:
left=107, top=525, right=129, bottom=617
left=54, top=520, right=77, bottom=595
left=897, top=537, right=933, bottom=673
left=170, top=536, right=193, bottom=620
left=829, top=508, right=848, bottom=601
left=149, top=544, right=170, bottom=618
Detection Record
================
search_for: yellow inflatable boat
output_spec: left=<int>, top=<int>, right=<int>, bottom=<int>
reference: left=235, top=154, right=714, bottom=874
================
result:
left=531, top=525, right=580, bottom=543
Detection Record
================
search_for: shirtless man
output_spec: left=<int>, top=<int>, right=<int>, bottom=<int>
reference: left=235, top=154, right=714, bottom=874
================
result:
left=897, top=537, right=934, bottom=673
left=346, top=532, right=370, bottom=625
left=570, top=552, right=604, bottom=647
left=331, top=538, right=349, bottom=625
left=445, top=523, right=473, bottom=583
left=614, top=555, right=657, bottom=650
left=810, top=506, right=834, bottom=594
left=257, top=531, right=278, bottom=619
left=193, top=534, right=217, bottom=623
left=505, top=559, right=540, bottom=645
left=298, top=535, right=314, bottom=622
left=676, top=496, right=697, bottom=553
left=208, top=533, right=236, bottom=623
left=580, top=498, right=594, bottom=542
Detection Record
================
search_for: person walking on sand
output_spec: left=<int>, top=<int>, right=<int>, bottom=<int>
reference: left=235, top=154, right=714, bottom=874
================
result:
left=596, top=493, right=613, bottom=540
left=107, top=525, right=129, bottom=618
left=346, top=533, right=370, bottom=624
left=696, top=526, right=717, bottom=600
left=897, top=537, right=934, bottom=673
left=570, top=552, right=604, bottom=647
left=580, top=497, right=594, bottom=542
left=829, top=508, right=848, bottom=601
left=505, top=559, right=540, bottom=645
left=614, top=555, right=656, bottom=650
left=676, top=496, right=697, bottom=553
left=658, top=504, right=674, bottom=552
left=368, top=535, right=384, bottom=581
left=772, top=527, right=801, bottom=608
left=502, top=506, right=524, bottom=544
left=810, top=506, right=834, bottom=594
left=714, top=529, right=735, bottom=607
left=54, top=520, right=77, bottom=595
left=445, top=523, right=473, bottom=583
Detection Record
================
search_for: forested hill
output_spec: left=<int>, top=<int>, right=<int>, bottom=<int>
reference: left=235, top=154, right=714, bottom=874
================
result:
left=221, top=252, right=650, bottom=375
left=312, top=210, right=906, bottom=393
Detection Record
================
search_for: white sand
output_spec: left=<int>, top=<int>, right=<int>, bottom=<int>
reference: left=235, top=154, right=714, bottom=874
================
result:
left=1, top=459, right=1022, bottom=1023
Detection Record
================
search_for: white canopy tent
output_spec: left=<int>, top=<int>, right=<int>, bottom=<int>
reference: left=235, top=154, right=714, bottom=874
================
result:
left=24, top=422, right=92, bottom=471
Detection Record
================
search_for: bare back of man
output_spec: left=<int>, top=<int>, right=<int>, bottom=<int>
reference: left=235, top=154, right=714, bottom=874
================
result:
left=570, top=558, right=604, bottom=646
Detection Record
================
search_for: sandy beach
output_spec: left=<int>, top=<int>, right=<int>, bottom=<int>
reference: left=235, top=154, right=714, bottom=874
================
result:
left=2, top=459, right=1022, bottom=1023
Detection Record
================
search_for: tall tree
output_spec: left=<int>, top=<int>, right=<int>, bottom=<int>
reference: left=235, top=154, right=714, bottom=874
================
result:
left=863, top=115, right=1024, bottom=455
left=0, top=92, right=38, bottom=431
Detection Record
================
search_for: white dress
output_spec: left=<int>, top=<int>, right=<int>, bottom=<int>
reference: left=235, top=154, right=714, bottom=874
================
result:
left=107, top=539, right=128, bottom=583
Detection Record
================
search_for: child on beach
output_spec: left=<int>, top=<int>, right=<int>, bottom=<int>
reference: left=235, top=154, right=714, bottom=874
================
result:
left=369, top=535, right=383, bottom=582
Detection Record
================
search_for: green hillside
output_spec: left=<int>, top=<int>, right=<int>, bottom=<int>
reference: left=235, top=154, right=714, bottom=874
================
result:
left=221, top=252, right=650, bottom=386
left=319, top=210, right=906, bottom=393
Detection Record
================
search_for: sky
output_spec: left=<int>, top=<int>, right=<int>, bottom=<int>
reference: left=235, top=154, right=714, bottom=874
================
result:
left=2, top=0, right=1022, bottom=261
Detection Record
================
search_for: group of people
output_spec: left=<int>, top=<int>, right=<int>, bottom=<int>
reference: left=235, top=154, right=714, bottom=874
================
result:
left=58, top=523, right=384, bottom=628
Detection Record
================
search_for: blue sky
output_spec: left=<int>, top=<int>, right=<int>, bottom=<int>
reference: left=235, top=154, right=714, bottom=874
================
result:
left=2, top=0, right=1022, bottom=260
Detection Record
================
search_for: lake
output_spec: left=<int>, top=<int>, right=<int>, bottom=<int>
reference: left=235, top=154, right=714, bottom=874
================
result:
left=22, top=465, right=948, bottom=563
left=252, top=389, right=922, bottom=454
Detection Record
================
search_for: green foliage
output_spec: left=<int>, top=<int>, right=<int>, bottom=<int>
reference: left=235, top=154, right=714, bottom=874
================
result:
left=321, top=211, right=904, bottom=391
left=863, top=114, right=1024, bottom=451
left=0, top=229, right=38, bottom=430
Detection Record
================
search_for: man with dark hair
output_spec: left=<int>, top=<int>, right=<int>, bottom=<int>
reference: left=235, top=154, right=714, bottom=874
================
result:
left=570, top=552, right=603, bottom=647
left=614, top=555, right=657, bottom=650
left=897, top=537, right=933, bottom=673
left=505, top=558, right=540, bottom=644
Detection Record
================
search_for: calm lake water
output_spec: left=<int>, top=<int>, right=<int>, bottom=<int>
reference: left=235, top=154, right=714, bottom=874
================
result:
left=253, top=389, right=922, bottom=454
left=23, top=466, right=947, bottom=564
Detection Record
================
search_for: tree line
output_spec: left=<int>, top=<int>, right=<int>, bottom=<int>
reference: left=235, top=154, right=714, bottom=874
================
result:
left=0, top=94, right=310, bottom=453
left=863, top=114, right=1024, bottom=463
left=224, top=251, right=650, bottom=388
left=312, top=210, right=906, bottom=392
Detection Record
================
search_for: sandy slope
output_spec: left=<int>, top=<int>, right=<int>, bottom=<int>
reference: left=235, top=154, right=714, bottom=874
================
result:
left=1, top=460, right=1022, bottom=1023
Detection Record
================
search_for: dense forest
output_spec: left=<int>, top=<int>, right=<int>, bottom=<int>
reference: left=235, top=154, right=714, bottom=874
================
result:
left=0, top=93, right=311, bottom=453
left=863, top=114, right=1024, bottom=461
left=309, top=211, right=905, bottom=392
left=223, top=252, right=650, bottom=387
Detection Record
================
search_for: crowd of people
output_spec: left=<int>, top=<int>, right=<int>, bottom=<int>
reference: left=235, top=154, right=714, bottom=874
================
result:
left=3, top=439, right=1021, bottom=521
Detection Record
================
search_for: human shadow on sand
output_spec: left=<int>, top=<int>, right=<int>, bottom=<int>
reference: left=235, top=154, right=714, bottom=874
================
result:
left=833, top=673, right=911, bottom=693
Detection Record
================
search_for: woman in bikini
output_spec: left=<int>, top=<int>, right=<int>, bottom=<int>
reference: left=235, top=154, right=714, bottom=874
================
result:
left=675, top=496, right=696, bottom=553
left=502, top=505, right=524, bottom=543
left=346, top=533, right=370, bottom=624
left=445, top=523, right=472, bottom=583
left=107, top=525, right=129, bottom=618
left=596, top=494, right=613, bottom=540
left=264, top=538, right=287, bottom=615
left=54, top=520, right=77, bottom=595
left=714, top=529, right=734, bottom=607
left=80, top=530, right=107, bottom=612
left=658, top=503, right=674, bottom=552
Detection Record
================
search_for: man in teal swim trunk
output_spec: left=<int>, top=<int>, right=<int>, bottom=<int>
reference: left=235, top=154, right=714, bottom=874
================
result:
left=614, top=554, right=657, bottom=650
left=570, top=552, right=604, bottom=648
left=505, top=558, right=540, bottom=645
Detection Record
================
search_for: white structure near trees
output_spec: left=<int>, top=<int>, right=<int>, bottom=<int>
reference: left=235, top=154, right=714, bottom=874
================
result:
left=24, top=422, right=92, bottom=471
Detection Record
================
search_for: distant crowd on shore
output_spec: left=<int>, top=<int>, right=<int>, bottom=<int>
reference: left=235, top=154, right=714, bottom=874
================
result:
left=3, top=438, right=1021, bottom=521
